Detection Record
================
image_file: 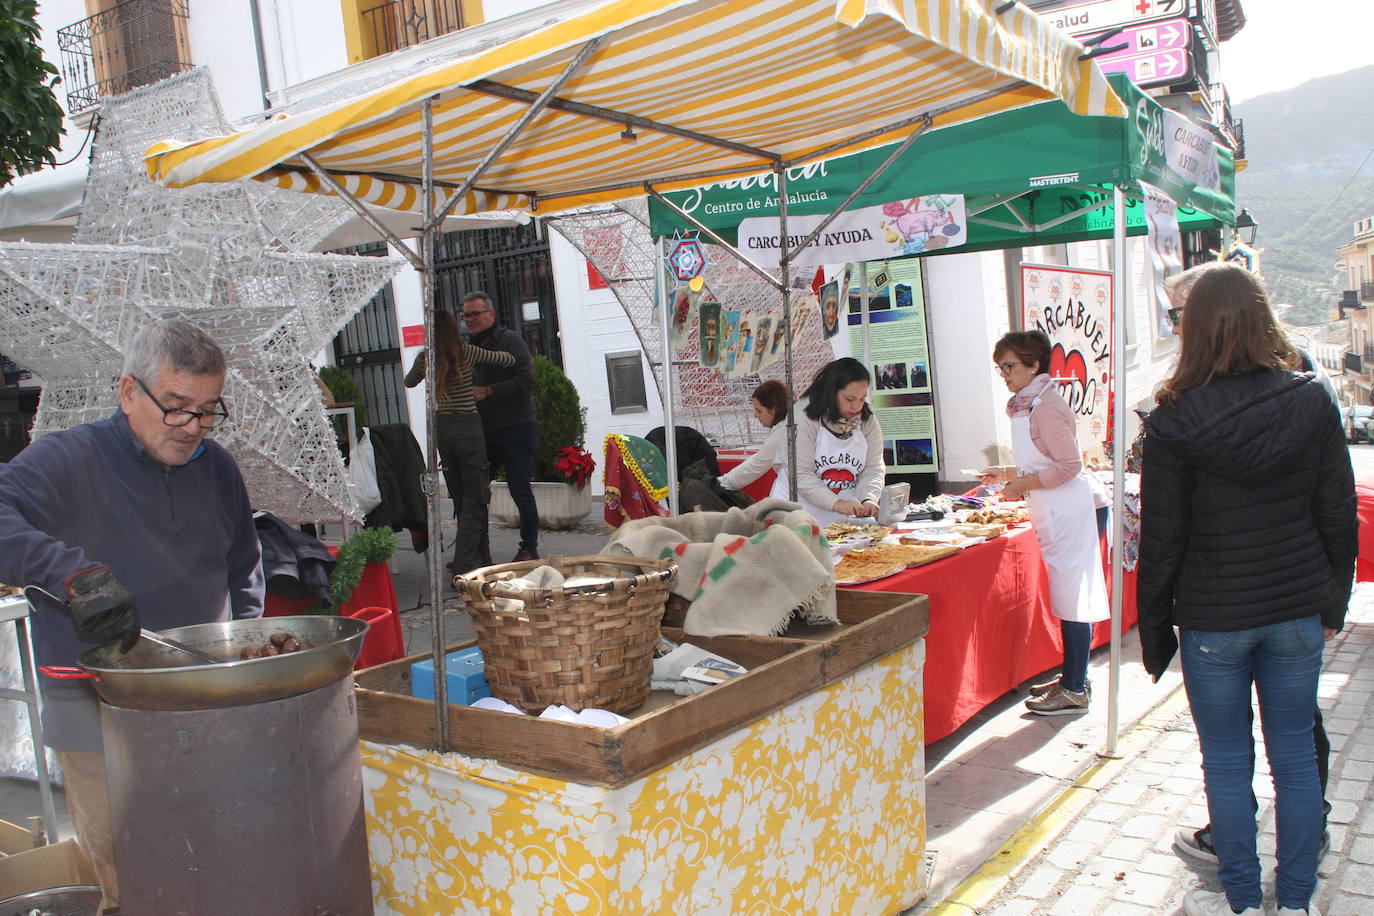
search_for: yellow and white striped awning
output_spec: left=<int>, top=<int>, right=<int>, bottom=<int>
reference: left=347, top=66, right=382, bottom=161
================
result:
left=145, top=0, right=1125, bottom=218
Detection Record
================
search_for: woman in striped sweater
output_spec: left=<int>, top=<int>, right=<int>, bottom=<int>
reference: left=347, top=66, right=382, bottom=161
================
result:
left=405, top=309, right=516, bottom=575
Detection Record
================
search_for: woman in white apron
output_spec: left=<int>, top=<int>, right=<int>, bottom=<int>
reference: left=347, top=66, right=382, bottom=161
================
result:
left=987, top=331, right=1109, bottom=715
left=770, top=358, right=885, bottom=527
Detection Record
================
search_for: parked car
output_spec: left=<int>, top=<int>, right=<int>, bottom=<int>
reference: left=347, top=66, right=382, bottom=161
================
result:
left=1345, top=405, right=1374, bottom=443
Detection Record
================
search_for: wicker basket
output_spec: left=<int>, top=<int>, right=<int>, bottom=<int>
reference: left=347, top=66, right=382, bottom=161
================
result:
left=456, top=555, right=677, bottom=714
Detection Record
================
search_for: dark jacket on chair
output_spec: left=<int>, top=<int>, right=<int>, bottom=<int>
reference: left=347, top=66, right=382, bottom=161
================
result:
left=1137, top=369, right=1356, bottom=680
left=646, top=425, right=720, bottom=483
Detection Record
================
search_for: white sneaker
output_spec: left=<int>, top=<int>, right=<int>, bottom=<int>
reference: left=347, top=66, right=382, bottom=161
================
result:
left=1278, top=905, right=1321, bottom=916
left=1183, top=888, right=1262, bottom=916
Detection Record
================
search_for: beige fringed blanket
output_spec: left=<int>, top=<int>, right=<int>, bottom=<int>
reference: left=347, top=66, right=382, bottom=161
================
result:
left=603, top=498, right=837, bottom=637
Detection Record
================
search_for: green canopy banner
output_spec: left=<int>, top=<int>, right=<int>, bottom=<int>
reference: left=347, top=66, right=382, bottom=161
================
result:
left=649, top=74, right=1234, bottom=257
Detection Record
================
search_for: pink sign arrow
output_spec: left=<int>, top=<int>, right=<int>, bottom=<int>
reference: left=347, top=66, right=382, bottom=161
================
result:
left=1095, top=47, right=1191, bottom=87
left=1080, top=17, right=1190, bottom=54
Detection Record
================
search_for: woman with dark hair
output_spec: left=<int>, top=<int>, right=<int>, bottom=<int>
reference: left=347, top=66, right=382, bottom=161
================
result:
left=404, top=309, right=516, bottom=574
left=1139, top=262, right=1353, bottom=916
left=717, top=380, right=792, bottom=493
left=770, top=357, right=885, bottom=525
left=983, top=330, right=1108, bottom=716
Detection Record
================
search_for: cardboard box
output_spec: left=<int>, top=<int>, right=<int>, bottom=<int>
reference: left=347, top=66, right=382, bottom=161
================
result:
left=0, top=819, right=98, bottom=902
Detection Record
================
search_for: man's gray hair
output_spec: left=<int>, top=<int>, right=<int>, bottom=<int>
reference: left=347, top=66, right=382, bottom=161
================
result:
left=461, top=290, right=493, bottom=308
left=122, top=318, right=226, bottom=382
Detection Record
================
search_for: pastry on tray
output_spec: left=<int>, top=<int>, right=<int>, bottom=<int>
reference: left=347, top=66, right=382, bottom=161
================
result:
left=833, top=552, right=907, bottom=584
left=0, top=583, right=20, bottom=598
left=899, top=530, right=967, bottom=547
left=951, top=522, right=1007, bottom=539
left=824, top=520, right=894, bottom=541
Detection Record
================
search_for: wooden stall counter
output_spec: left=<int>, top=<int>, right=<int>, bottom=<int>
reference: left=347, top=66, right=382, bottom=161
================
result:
left=354, top=590, right=930, bottom=916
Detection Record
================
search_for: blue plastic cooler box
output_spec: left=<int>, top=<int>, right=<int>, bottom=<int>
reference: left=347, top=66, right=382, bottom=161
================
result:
left=410, top=646, right=491, bottom=705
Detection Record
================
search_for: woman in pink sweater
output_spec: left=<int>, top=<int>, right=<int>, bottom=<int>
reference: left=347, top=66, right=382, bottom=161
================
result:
left=985, top=331, right=1109, bottom=716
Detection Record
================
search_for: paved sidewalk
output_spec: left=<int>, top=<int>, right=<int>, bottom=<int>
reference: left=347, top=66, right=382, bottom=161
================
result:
left=935, top=580, right=1374, bottom=916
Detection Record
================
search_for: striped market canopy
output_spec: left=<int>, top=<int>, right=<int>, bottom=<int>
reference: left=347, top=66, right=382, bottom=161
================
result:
left=144, top=0, right=1125, bottom=218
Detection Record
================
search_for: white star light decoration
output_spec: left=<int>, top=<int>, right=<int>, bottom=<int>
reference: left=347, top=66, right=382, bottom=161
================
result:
left=0, top=69, right=404, bottom=521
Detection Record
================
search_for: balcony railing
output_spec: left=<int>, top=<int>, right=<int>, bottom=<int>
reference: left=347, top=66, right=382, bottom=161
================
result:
left=57, top=0, right=192, bottom=115
left=1345, top=351, right=1364, bottom=375
left=1363, top=281, right=1374, bottom=302
left=361, top=0, right=464, bottom=57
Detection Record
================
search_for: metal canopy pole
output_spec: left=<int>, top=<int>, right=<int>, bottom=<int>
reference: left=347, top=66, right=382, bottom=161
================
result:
left=420, top=97, right=450, bottom=752
left=1102, top=183, right=1128, bottom=759
left=299, top=153, right=425, bottom=270
left=777, top=164, right=797, bottom=500
left=643, top=188, right=785, bottom=292
left=654, top=235, right=680, bottom=514
left=427, top=36, right=607, bottom=231
left=783, top=117, right=932, bottom=264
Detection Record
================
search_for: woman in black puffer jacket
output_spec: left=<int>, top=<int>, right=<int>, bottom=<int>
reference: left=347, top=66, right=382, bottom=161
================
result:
left=1138, top=262, right=1355, bottom=916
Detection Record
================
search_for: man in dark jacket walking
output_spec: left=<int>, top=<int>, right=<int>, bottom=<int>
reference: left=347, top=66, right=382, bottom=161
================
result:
left=463, top=291, right=540, bottom=561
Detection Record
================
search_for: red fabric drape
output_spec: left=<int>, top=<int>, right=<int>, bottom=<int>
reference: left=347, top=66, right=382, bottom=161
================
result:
left=846, top=524, right=1137, bottom=743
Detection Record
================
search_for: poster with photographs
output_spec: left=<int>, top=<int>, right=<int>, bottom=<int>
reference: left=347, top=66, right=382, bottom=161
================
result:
left=698, top=299, right=722, bottom=368
left=847, top=258, right=939, bottom=474
left=735, top=312, right=759, bottom=377
left=669, top=284, right=698, bottom=349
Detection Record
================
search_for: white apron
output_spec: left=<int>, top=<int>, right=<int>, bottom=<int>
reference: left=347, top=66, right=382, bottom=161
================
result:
left=770, top=422, right=871, bottom=527
left=1013, top=399, right=1110, bottom=623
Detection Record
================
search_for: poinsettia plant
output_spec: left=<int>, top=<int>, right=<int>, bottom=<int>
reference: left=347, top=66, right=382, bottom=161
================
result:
left=555, top=445, right=596, bottom=488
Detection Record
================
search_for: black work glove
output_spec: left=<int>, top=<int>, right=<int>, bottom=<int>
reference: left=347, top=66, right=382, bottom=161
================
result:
left=64, top=566, right=141, bottom=652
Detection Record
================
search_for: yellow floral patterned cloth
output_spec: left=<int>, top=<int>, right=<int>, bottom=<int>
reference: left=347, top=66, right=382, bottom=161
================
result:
left=361, top=640, right=927, bottom=915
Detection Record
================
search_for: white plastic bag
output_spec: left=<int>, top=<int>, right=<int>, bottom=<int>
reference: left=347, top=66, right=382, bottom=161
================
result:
left=347, top=429, right=383, bottom=515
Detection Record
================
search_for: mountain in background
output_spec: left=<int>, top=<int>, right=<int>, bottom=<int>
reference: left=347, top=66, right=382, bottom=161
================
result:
left=1235, top=65, right=1374, bottom=325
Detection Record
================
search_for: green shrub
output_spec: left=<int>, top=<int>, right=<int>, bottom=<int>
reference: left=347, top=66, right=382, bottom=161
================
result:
left=318, top=365, right=369, bottom=429
left=309, top=526, right=397, bottom=614
left=531, top=356, right=586, bottom=482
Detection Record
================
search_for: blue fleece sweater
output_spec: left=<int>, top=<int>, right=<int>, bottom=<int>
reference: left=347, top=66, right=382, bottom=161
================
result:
left=0, top=411, right=263, bottom=749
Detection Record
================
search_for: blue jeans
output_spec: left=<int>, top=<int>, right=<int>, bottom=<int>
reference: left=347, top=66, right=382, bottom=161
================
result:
left=1181, top=616, right=1325, bottom=912
left=486, top=422, right=539, bottom=553
left=1057, top=505, right=1110, bottom=693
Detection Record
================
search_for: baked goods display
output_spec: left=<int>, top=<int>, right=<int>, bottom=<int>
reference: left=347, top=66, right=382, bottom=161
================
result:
left=861, top=542, right=961, bottom=568
left=834, top=541, right=961, bottom=583
left=833, top=552, right=907, bottom=584
left=951, top=522, right=1008, bottom=539
left=899, top=531, right=967, bottom=547
left=961, top=506, right=1029, bottom=526
left=823, top=521, right=894, bottom=541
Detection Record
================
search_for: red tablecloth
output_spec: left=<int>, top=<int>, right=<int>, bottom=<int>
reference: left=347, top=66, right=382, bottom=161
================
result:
left=1357, top=481, right=1374, bottom=582
left=716, top=451, right=777, bottom=502
left=845, top=524, right=1138, bottom=743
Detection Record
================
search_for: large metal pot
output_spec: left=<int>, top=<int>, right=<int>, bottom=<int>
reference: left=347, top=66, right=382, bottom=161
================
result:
left=40, top=616, right=367, bottom=710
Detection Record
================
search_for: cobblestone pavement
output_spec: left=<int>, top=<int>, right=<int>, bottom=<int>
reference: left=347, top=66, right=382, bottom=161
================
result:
left=958, top=580, right=1374, bottom=916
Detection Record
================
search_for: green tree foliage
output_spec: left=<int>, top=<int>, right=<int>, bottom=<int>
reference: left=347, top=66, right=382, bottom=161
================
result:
left=0, top=0, right=65, bottom=188
left=318, top=365, right=369, bottom=429
left=531, top=356, right=586, bottom=481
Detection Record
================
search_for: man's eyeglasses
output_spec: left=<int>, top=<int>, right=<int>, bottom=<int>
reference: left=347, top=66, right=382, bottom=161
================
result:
left=134, top=377, right=230, bottom=430
left=1167, top=307, right=1184, bottom=326
left=995, top=361, right=1023, bottom=375
left=461, top=309, right=491, bottom=320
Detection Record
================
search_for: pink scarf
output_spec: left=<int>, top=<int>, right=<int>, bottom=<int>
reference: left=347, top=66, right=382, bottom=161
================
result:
left=1005, top=373, right=1054, bottom=418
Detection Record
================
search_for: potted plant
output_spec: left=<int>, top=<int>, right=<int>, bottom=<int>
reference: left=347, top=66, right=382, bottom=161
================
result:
left=490, top=356, right=596, bottom=530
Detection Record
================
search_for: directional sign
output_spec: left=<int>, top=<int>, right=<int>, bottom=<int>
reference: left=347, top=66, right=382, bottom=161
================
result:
left=1039, top=0, right=1185, bottom=37
left=1082, top=17, right=1190, bottom=54
left=1095, top=47, right=1191, bottom=87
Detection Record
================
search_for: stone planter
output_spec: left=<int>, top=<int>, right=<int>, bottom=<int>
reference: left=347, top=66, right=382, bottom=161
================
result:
left=490, top=480, right=594, bottom=531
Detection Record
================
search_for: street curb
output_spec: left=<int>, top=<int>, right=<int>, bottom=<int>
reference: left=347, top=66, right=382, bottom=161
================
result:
left=922, top=684, right=1192, bottom=915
